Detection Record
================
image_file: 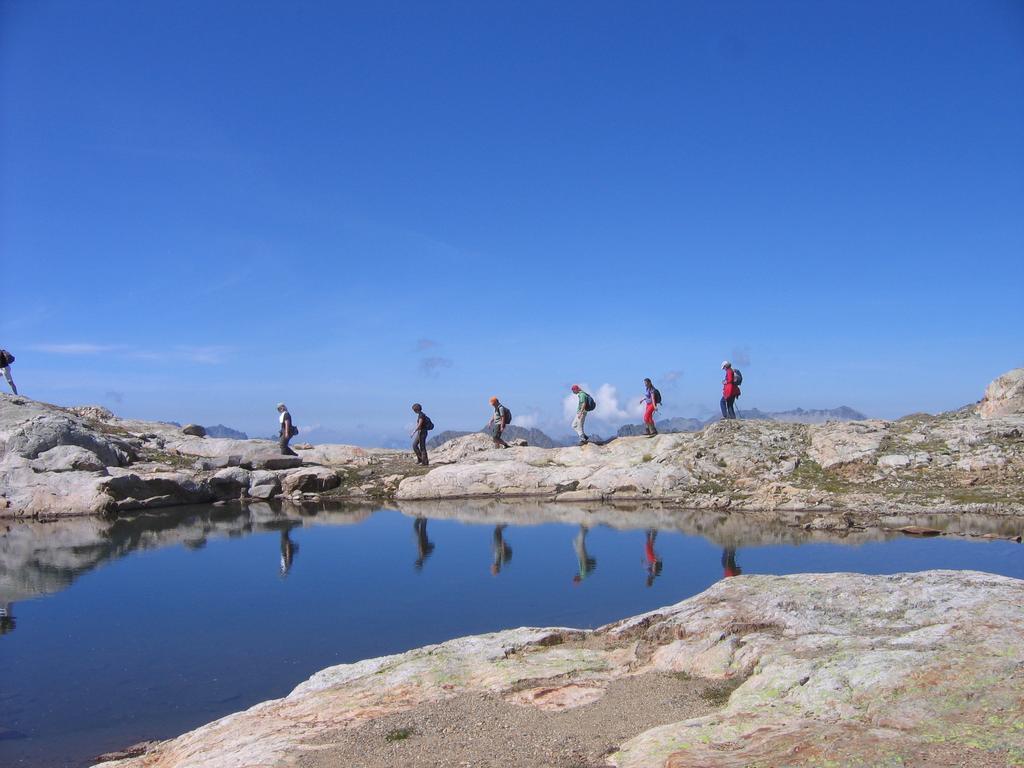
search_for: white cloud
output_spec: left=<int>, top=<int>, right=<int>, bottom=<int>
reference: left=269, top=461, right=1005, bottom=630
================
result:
left=732, top=346, right=751, bottom=367
left=562, top=383, right=644, bottom=425
left=512, top=411, right=541, bottom=428
left=662, top=369, right=684, bottom=384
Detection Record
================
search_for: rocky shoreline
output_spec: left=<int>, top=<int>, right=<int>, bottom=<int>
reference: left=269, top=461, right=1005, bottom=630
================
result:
left=1, top=369, right=1022, bottom=526
left=96, top=569, right=1024, bottom=768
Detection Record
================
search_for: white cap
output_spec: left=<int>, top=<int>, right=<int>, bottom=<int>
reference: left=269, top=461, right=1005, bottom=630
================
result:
left=721, top=361, right=730, bottom=369
left=277, top=402, right=287, bottom=410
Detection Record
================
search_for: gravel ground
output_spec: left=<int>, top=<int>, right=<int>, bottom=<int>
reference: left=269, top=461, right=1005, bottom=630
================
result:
left=295, top=671, right=717, bottom=768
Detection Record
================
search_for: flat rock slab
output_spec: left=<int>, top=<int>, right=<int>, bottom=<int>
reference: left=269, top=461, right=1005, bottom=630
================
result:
left=96, top=570, right=1024, bottom=768
left=246, top=454, right=304, bottom=471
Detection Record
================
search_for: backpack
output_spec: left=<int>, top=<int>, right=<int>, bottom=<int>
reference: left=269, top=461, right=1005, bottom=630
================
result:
left=652, top=388, right=662, bottom=406
left=423, top=416, right=434, bottom=431
left=733, top=369, right=743, bottom=387
left=0, top=349, right=13, bottom=366
left=584, top=393, right=596, bottom=412
left=500, top=406, right=512, bottom=426
left=289, top=425, right=299, bottom=437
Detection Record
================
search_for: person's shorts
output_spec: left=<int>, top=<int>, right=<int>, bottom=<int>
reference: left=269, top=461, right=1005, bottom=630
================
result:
left=491, top=425, right=504, bottom=439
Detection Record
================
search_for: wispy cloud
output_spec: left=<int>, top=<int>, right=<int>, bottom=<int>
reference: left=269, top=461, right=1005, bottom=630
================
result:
left=419, top=356, right=453, bottom=376
left=415, top=338, right=439, bottom=351
left=31, top=342, right=230, bottom=365
left=732, top=346, right=752, bottom=367
left=661, top=369, right=684, bottom=385
left=32, top=343, right=118, bottom=355
left=104, top=390, right=125, bottom=404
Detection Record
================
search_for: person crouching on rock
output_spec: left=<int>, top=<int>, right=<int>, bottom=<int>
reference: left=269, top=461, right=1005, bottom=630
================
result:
left=277, top=403, right=298, bottom=456
left=411, top=403, right=432, bottom=465
left=487, top=396, right=511, bottom=449
left=720, top=361, right=739, bottom=420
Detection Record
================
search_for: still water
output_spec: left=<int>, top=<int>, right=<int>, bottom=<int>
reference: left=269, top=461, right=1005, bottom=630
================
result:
left=2, top=500, right=1022, bottom=767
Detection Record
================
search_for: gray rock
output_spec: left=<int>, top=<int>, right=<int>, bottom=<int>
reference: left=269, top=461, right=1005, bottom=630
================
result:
left=181, top=424, right=207, bottom=437
left=101, top=472, right=214, bottom=510
left=31, top=445, right=106, bottom=473
left=978, top=367, right=1024, bottom=418
left=193, top=455, right=243, bottom=471
left=248, top=471, right=281, bottom=500
left=247, top=454, right=304, bottom=471
left=281, top=467, right=340, bottom=494
left=209, top=467, right=251, bottom=499
left=878, top=454, right=911, bottom=469
left=4, top=414, right=133, bottom=467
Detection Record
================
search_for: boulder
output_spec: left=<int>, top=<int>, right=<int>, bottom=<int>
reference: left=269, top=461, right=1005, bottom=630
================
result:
left=101, top=472, right=214, bottom=511
left=30, top=445, right=106, bottom=473
left=3, top=414, right=133, bottom=467
left=978, top=367, right=1024, bottom=418
left=208, top=467, right=251, bottom=500
left=246, top=453, right=303, bottom=471
left=248, top=471, right=282, bottom=499
left=281, top=466, right=340, bottom=494
left=193, top=455, right=243, bottom=472
left=180, top=424, right=207, bottom=437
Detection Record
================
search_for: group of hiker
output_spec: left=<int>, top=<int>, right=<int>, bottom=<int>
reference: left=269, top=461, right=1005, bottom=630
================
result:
left=0, top=347, right=745, bottom=460
left=392, top=361, right=743, bottom=463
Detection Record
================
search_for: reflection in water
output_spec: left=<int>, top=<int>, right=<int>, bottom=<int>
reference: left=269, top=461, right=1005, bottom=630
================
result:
left=279, top=530, right=299, bottom=578
left=722, top=547, right=742, bottom=578
left=644, top=530, right=663, bottom=587
left=0, top=602, right=14, bottom=635
left=572, top=525, right=597, bottom=584
left=413, top=517, right=435, bottom=571
left=491, top=524, right=512, bottom=576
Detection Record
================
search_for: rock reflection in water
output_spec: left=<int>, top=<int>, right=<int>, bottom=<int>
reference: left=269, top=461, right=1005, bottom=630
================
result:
left=2, top=498, right=1022, bottom=625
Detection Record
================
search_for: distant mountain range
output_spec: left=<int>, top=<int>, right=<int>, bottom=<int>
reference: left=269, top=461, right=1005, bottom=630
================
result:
left=204, top=424, right=249, bottom=439
left=617, top=406, right=868, bottom=437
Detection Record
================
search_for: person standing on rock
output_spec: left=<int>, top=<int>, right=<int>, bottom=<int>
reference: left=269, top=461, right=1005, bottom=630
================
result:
left=641, top=378, right=660, bottom=436
left=0, top=348, right=17, bottom=395
left=411, top=403, right=432, bottom=465
left=571, top=385, right=593, bottom=445
left=721, top=361, right=739, bottom=420
left=277, top=403, right=298, bottom=456
left=487, top=396, right=511, bottom=449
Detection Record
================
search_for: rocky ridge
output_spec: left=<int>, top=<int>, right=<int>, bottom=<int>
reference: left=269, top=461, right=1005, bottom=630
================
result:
left=1, top=368, right=1022, bottom=522
left=98, top=570, right=1024, bottom=768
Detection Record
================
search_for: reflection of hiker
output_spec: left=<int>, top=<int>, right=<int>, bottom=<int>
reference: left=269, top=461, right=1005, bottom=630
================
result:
left=641, top=378, right=660, bottom=437
left=644, top=529, right=663, bottom=587
left=572, top=525, right=597, bottom=583
left=277, top=403, right=298, bottom=455
left=722, top=547, right=742, bottom=578
left=410, top=403, right=433, bottom=465
left=487, top=397, right=511, bottom=449
left=490, top=524, right=513, bottom=575
left=570, top=385, right=595, bottom=445
left=0, top=348, right=17, bottom=395
left=0, top=602, right=15, bottom=635
left=720, top=362, right=739, bottom=420
left=279, top=529, right=299, bottom=577
left=413, top=516, right=435, bottom=570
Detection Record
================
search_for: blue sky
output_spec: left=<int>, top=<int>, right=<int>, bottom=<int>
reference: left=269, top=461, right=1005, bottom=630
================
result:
left=2, top=1, right=1022, bottom=445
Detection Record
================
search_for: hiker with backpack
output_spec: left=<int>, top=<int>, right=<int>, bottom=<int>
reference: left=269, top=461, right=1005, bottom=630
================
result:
left=570, top=384, right=595, bottom=445
left=641, top=378, right=660, bottom=436
left=277, top=403, right=298, bottom=455
left=487, top=396, right=511, bottom=449
left=721, top=361, right=741, bottom=419
left=410, top=403, right=433, bottom=465
left=0, top=348, right=17, bottom=395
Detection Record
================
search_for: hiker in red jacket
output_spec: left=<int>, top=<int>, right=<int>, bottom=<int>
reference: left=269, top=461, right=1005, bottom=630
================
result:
left=720, top=361, right=739, bottom=420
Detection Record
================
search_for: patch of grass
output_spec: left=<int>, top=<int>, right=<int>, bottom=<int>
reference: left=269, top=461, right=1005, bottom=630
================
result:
left=641, top=453, right=653, bottom=463
left=789, top=458, right=858, bottom=494
left=142, top=451, right=195, bottom=469
left=384, top=727, right=414, bottom=743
